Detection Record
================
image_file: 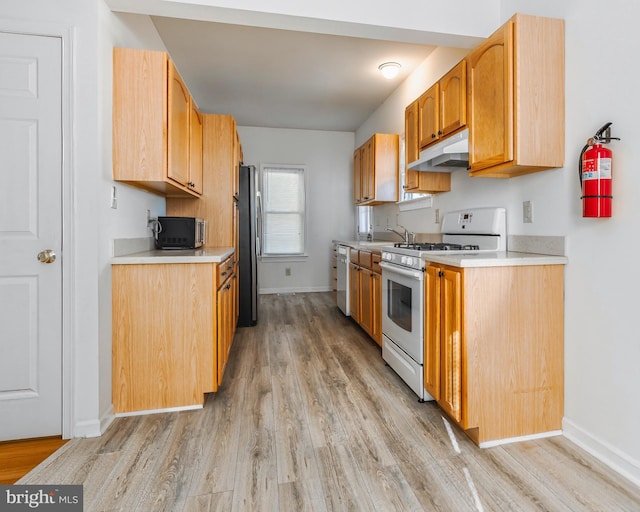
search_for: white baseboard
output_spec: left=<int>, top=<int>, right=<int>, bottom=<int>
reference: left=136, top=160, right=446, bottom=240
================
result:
left=100, top=404, right=115, bottom=435
left=72, top=418, right=103, bottom=438
left=115, top=404, right=203, bottom=417
left=259, top=286, right=332, bottom=294
left=479, top=430, right=562, bottom=449
left=563, top=417, right=640, bottom=487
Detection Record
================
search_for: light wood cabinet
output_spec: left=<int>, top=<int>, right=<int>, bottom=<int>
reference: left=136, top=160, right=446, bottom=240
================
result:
left=217, top=256, right=237, bottom=386
left=404, top=94, right=452, bottom=195
left=112, top=258, right=238, bottom=414
left=467, top=13, right=564, bottom=177
left=112, top=48, right=202, bottom=197
left=418, top=60, right=466, bottom=150
left=349, top=250, right=382, bottom=347
left=189, top=102, right=203, bottom=195
left=440, top=60, right=467, bottom=139
left=425, top=262, right=564, bottom=446
left=349, top=261, right=360, bottom=324
left=167, top=114, right=241, bottom=252
left=418, top=83, right=439, bottom=149
left=353, top=133, right=399, bottom=205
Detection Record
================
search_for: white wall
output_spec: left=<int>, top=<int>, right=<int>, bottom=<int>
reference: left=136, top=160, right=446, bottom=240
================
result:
left=96, top=8, right=168, bottom=432
left=237, top=126, right=355, bottom=294
left=358, top=1, right=640, bottom=485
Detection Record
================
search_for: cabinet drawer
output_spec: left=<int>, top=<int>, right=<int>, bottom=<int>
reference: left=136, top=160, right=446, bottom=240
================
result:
left=372, top=254, right=382, bottom=273
left=217, top=256, right=235, bottom=284
left=350, top=248, right=359, bottom=265
left=359, top=250, right=372, bottom=270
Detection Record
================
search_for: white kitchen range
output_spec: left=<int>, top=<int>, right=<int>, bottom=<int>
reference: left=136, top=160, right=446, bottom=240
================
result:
left=380, top=207, right=506, bottom=401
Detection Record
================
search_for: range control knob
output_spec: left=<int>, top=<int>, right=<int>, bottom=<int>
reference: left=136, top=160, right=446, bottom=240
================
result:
left=406, top=257, right=414, bottom=267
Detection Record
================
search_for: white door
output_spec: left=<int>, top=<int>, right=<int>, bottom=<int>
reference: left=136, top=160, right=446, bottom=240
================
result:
left=0, top=32, right=63, bottom=441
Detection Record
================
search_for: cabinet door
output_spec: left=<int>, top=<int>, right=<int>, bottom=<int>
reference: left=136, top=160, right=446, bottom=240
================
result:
left=439, top=268, right=463, bottom=423
left=371, top=272, right=382, bottom=346
left=440, top=60, right=467, bottom=137
left=404, top=100, right=420, bottom=192
left=167, top=60, right=191, bottom=187
left=405, top=100, right=419, bottom=167
left=349, top=263, right=360, bottom=323
left=418, top=83, right=440, bottom=149
left=424, top=266, right=441, bottom=400
left=217, top=279, right=232, bottom=386
left=189, top=102, right=203, bottom=194
left=360, top=270, right=373, bottom=336
left=467, top=21, right=514, bottom=171
left=361, top=138, right=375, bottom=202
left=353, top=147, right=362, bottom=203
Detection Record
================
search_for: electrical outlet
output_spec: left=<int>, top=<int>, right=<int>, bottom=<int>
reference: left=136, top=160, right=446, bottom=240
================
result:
left=434, top=208, right=440, bottom=224
left=523, top=200, right=533, bottom=223
left=146, top=209, right=151, bottom=226
left=285, top=267, right=291, bottom=276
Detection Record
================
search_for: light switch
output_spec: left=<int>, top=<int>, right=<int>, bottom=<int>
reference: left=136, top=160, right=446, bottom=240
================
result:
left=523, top=200, right=533, bottom=223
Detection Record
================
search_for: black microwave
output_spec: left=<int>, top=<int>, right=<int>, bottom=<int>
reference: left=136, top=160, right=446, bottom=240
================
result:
left=155, top=216, right=206, bottom=249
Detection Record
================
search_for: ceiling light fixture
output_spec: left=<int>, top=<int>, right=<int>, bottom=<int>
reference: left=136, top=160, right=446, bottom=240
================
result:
left=378, top=61, right=401, bottom=79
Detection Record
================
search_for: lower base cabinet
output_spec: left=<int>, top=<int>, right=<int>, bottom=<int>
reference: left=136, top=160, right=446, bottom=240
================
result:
left=112, top=258, right=236, bottom=414
left=425, top=263, right=564, bottom=446
left=349, top=249, right=382, bottom=346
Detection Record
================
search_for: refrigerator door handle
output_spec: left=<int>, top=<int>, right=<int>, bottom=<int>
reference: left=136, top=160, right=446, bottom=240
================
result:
left=256, top=190, right=263, bottom=257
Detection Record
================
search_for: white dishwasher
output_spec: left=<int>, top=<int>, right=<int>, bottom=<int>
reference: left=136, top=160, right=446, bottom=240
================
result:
left=336, top=244, right=350, bottom=316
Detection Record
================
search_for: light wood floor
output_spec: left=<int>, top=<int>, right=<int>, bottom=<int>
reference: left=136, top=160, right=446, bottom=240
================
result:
left=19, top=292, right=640, bottom=511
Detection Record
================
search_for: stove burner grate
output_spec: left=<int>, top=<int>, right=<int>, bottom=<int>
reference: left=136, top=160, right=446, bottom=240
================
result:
left=392, top=242, right=480, bottom=251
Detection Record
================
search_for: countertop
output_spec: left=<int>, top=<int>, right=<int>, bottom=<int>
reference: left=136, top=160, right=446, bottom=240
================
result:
left=421, top=251, right=568, bottom=268
left=333, top=240, right=393, bottom=253
left=111, top=247, right=235, bottom=265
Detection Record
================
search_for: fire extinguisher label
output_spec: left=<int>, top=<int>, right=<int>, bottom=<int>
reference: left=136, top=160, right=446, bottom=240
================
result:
left=598, top=157, right=612, bottom=179
left=582, top=157, right=612, bottom=180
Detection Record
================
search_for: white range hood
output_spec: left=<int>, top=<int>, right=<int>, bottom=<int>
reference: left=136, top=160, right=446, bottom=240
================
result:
left=407, top=128, right=469, bottom=172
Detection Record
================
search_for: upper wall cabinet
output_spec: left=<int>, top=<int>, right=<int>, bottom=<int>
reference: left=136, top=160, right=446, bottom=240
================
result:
left=467, top=14, right=565, bottom=177
left=353, top=133, right=399, bottom=205
left=419, top=60, right=467, bottom=150
left=404, top=100, right=451, bottom=194
left=113, top=48, right=203, bottom=197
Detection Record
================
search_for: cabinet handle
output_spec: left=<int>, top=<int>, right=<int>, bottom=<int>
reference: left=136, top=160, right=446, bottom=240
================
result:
left=221, top=271, right=227, bottom=276
left=226, top=283, right=231, bottom=290
left=431, top=133, right=436, bottom=139
left=437, top=130, right=442, bottom=136
left=438, top=271, right=444, bottom=277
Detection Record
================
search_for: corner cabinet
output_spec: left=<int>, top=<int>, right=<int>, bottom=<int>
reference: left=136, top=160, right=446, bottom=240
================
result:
left=113, top=48, right=203, bottom=197
left=425, top=262, right=564, bottom=446
left=353, top=133, right=399, bottom=205
left=467, top=14, right=565, bottom=177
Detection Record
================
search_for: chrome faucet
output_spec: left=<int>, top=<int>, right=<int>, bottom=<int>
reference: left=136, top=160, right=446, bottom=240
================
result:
left=386, top=225, right=414, bottom=245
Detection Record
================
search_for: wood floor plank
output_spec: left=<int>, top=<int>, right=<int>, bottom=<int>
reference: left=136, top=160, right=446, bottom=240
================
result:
left=271, top=361, right=320, bottom=484
left=15, top=292, right=640, bottom=511
left=278, top=478, right=328, bottom=512
left=182, top=491, right=233, bottom=512
left=231, top=366, right=279, bottom=512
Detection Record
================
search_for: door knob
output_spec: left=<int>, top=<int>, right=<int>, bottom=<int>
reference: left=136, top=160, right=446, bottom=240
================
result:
left=37, top=249, right=56, bottom=264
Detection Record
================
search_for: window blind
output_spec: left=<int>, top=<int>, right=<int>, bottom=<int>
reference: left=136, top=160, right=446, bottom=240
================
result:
left=261, top=165, right=306, bottom=256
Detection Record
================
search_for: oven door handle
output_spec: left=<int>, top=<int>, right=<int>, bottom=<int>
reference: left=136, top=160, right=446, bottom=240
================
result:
left=379, top=261, right=424, bottom=280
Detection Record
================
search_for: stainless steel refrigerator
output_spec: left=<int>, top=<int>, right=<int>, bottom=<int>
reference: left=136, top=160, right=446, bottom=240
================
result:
left=237, top=164, right=259, bottom=327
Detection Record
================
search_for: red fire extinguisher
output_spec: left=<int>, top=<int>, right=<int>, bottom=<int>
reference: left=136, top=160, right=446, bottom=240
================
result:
left=579, top=122, right=620, bottom=217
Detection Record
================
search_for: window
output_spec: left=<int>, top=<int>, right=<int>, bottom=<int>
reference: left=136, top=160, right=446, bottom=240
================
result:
left=260, top=164, right=306, bottom=257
